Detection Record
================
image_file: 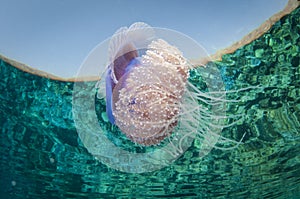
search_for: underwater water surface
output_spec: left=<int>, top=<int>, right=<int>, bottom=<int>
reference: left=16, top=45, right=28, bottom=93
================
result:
left=1, top=6, right=300, bottom=199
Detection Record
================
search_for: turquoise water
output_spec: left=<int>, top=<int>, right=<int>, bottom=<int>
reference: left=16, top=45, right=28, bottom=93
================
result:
left=1, top=7, right=299, bottom=198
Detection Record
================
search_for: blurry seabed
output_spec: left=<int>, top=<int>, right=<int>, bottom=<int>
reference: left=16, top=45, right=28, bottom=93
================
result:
left=1, top=0, right=300, bottom=198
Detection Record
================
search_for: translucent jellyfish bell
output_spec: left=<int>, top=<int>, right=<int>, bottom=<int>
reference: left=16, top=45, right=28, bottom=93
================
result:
left=72, top=22, right=244, bottom=173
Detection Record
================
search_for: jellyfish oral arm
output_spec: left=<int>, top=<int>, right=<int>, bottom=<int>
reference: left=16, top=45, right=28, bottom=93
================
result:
left=106, top=58, right=141, bottom=126
left=105, top=69, right=115, bottom=124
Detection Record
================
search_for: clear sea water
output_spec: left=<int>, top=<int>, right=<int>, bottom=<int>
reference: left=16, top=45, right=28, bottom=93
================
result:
left=0, top=6, right=299, bottom=199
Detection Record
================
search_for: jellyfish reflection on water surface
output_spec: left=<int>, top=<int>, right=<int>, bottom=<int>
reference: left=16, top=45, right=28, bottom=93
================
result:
left=96, top=22, right=246, bottom=152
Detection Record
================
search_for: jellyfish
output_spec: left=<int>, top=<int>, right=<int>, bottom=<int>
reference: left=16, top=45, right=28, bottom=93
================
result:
left=95, top=22, right=249, bottom=153
left=103, top=24, right=189, bottom=145
left=71, top=22, right=260, bottom=172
